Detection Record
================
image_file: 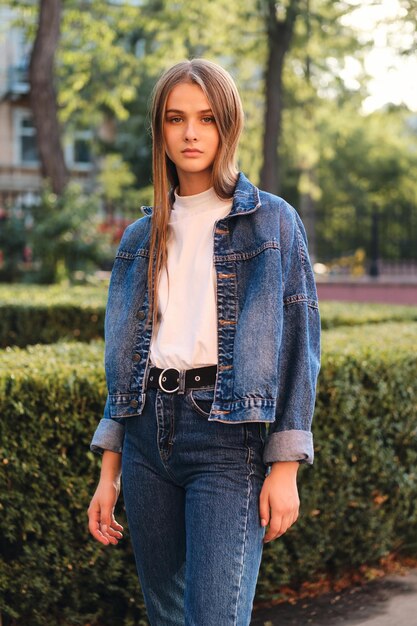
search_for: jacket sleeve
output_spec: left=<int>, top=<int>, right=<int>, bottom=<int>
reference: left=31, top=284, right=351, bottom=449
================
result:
left=262, top=201, right=321, bottom=466
left=89, top=226, right=134, bottom=456
left=90, top=394, right=125, bottom=455
left=89, top=215, right=151, bottom=456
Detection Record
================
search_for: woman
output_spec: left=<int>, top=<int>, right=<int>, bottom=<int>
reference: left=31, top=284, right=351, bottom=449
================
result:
left=88, top=58, right=321, bottom=626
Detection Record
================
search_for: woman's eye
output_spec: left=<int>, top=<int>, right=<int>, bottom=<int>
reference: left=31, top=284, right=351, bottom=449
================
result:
left=166, top=116, right=215, bottom=124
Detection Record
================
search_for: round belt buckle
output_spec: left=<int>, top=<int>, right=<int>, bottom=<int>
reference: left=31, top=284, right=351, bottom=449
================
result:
left=158, top=367, right=180, bottom=393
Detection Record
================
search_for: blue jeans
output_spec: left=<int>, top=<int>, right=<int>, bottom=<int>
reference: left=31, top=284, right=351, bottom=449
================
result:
left=121, top=384, right=270, bottom=626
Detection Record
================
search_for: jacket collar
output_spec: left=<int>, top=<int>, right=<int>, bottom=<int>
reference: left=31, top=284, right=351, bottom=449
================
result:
left=141, top=171, right=261, bottom=217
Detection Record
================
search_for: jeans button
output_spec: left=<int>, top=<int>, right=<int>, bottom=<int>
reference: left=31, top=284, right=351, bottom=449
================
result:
left=137, top=310, right=145, bottom=320
left=130, top=399, right=139, bottom=408
left=133, top=353, right=141, bottom=362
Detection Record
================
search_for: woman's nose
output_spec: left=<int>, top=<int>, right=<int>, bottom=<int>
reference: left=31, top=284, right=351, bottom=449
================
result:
left=184, top=121, right=197, bottom=141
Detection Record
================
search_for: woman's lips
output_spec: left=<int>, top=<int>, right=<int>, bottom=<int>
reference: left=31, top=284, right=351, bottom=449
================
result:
left=182, top=149, right=202, bottom=155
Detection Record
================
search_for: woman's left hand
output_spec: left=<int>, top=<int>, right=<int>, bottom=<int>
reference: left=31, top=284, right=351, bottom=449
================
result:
left=259, top=461, right=300, bottom=543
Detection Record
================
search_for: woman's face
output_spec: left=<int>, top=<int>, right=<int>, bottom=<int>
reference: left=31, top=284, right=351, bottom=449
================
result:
left=163, top=82, right=220, bottom=188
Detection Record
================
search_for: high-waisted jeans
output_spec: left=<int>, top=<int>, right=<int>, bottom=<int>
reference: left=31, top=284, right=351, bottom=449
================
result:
left=121, top=383, right=270, bottom=626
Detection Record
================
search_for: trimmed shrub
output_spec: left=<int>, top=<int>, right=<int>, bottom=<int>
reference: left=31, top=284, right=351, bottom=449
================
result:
left=258, top=321, right=417, bottom=598
left=319, top=300, right=417, bottom=329
left=1, top=284, right=417, bottom=347
left=0, top=284, right=107, bottom=308
left=0, top=285, right=106, bottom=348
left=0, top=341, right=147, bottom=626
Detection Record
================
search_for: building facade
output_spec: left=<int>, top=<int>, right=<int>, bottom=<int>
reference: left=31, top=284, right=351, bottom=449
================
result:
left=0, top=7, right=94, bottom=211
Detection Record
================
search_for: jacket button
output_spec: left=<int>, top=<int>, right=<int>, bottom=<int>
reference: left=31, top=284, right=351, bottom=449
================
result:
left=137, top=310, right=145, bottom=320
left=129, top=399, right=139, bottom=408
left=132, top=353, right=141, bottom=362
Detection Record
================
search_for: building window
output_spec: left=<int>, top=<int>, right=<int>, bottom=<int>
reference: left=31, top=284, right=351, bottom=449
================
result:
left=14, top=109, right=93, bottom=169
left=74, top=134, right=91, bottom=164
left=19, top=115, right=39, bottom=165
left=65, top=129, right=93, bottom=169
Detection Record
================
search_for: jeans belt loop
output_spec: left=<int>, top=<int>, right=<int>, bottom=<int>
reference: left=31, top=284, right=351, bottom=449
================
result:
left=178, top=368, right=186, bottom=395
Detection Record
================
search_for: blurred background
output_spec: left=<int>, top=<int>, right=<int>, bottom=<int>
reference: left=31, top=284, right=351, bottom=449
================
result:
left=0, top=0, right=416, bottom=302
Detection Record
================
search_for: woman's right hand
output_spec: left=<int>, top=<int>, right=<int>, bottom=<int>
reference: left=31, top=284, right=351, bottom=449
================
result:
left=88, top=450, right=124, bottom=546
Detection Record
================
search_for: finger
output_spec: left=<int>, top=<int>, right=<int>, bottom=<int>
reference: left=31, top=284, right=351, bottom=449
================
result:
left=100, top=518, right=121, bottom=545
left=93, top=527, right=111, bottom=545
left=269, top=512, right=298, bottom=542
left=109, top=516, right=124, bottom=532
left=259, top=493, right=270, bottom=528
left=264, top=527, right=285, bottom=543
left=89, top=505, right=120, bottom=545
left=100, top=524, right=120, bottom=545
left=106, top=521, right=124, bottom=539
left=111, top=518, right=123, bottom=530
left=88, top=509, right=110, bottom=545
left=263, top=516, right=282, bottom=543
left=105, top=513, right=124, bottom=539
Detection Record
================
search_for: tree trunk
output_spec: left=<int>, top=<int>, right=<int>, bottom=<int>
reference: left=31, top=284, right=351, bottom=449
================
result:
left=298, top=0, right=317, bottom=263
left=260, top=0, right=300, bottom=195
left=29, top=0, right=68, bottom=195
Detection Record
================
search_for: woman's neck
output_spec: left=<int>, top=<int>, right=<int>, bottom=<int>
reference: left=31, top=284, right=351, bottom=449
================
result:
left=176, top=171, right=213, bottom=196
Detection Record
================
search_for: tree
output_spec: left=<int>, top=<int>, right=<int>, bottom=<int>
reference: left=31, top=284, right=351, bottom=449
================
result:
left=11, top=0, right=141, bottom=196
left=29, top=0, right=68, bottom=195
left=260, top=0, right=301, bottom=194
left=276, top=0, right=369, bottom=258
left=312, top=102, right=417, bottom=264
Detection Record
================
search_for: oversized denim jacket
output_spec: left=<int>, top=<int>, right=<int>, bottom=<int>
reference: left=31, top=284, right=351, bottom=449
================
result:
left=90, top=171, right=321, bottom=465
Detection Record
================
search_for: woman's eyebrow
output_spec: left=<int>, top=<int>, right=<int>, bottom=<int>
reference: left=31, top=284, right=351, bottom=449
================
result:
left=165, top=108, right=213, bottom=114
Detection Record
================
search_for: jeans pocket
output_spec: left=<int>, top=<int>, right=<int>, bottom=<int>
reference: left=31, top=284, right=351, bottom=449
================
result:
left=187, top=387, right=215, bottom=418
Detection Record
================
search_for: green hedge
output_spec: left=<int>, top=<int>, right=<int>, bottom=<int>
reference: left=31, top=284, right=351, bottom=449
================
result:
left=319, top=300, right=417, bottom=328
left=0, top=285, right=106, bottom=348
left=1, top=322, right=416, bottom=623
left=0, top=341, right=147, bottom=626
left=1, top=283, right=417, bottom=347
left=0, top=284, right=107, bottom=307
left=258, top=321, right=417, bottom=599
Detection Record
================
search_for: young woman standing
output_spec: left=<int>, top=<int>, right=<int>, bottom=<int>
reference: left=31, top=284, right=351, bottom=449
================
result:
left=88, top=58, right=321, bottom=626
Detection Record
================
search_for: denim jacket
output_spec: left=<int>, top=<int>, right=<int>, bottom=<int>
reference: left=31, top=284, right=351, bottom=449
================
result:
left=90, top=171, right=321, bottom=465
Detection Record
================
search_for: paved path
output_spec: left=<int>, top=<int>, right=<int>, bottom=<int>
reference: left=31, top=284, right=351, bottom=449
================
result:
left=317, top=280, right=417, bottom=305
left=250, top=569, right=417, bottom=626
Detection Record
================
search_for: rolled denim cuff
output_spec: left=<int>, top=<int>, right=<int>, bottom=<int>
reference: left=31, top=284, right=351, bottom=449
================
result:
left=90, top=418, right=125, bottom=455
left=263, top=430, right=314, bottom=465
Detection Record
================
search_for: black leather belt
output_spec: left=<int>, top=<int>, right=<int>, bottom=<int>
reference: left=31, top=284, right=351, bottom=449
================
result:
left=146, top=365, right=217, bottom=393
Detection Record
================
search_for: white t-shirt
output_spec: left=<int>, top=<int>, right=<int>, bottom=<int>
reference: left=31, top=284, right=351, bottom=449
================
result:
left=149, top=185, right=233, bottom=370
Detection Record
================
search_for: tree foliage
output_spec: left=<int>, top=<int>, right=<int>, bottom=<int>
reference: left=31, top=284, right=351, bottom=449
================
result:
left=3, top=0, right=417, bottom=265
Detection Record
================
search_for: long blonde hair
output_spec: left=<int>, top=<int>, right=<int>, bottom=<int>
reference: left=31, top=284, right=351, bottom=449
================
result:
left=145, top=58, right=244, bottom=332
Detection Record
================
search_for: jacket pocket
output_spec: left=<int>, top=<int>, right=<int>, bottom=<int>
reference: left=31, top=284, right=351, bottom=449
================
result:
left=109, top=393, right=141, bottom=418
